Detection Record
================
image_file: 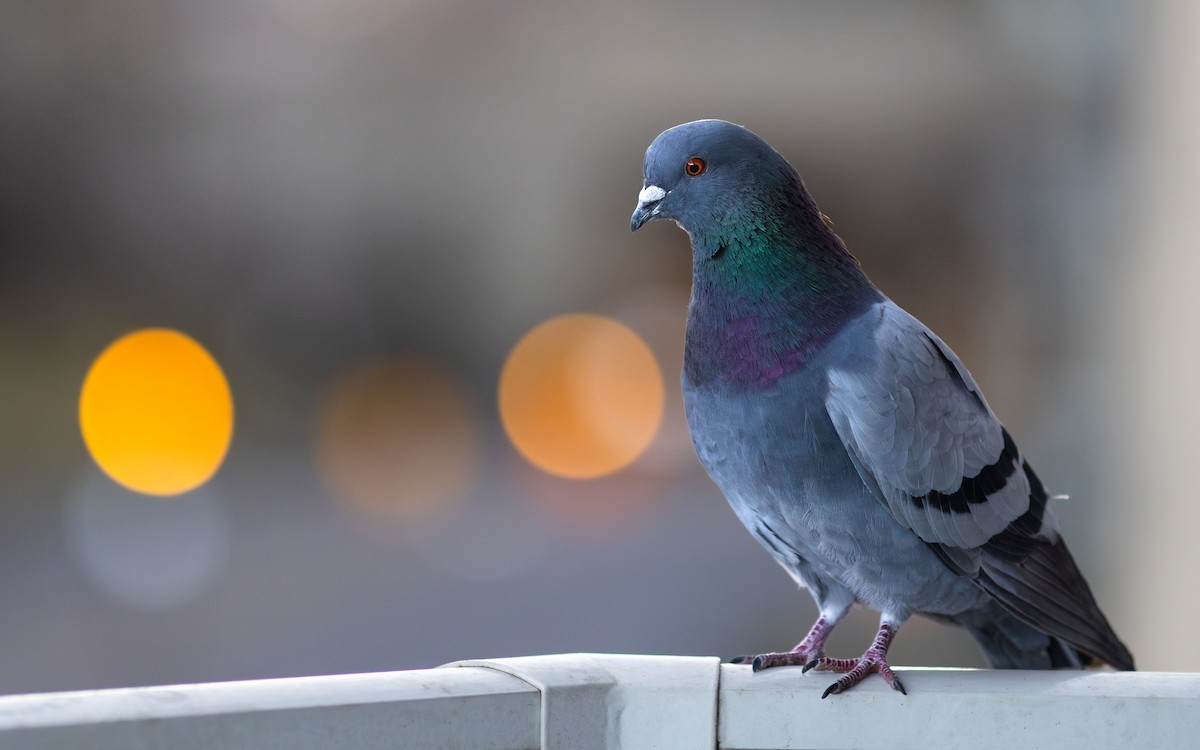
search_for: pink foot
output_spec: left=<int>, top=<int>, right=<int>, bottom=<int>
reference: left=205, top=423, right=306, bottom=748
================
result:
left=802, top=622, right=906, bottom=698
left=731, top=615, right=835, bottom=672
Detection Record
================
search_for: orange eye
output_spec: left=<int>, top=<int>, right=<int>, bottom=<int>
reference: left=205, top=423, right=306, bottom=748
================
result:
left=684, top=157, right=706, bottom=176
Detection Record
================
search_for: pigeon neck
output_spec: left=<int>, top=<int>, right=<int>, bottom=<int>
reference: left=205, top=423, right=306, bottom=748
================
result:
left=684, top=218, right=878, bottom=388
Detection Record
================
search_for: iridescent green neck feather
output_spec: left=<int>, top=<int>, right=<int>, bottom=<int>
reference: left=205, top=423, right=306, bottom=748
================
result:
left=684, top=183, right=881, bottom=388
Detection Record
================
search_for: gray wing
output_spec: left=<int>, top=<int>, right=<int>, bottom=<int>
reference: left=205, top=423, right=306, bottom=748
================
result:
left=824, top=302, right=1038, bottom=550
left=825, top=302, right=1134, bottom=669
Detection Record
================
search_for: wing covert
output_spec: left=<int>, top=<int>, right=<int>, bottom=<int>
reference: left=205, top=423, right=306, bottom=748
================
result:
left=825, top=303, right=1032, bottom=549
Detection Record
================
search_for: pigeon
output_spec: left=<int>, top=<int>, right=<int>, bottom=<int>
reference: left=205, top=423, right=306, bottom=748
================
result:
left=630, top=119, right=1134, bottom=697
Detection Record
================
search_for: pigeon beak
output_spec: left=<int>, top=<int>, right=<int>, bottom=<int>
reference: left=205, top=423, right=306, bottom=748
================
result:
left=630, top=184, right=667, bottom=231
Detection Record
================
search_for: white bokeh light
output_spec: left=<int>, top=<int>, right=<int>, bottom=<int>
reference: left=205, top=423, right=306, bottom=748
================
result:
left=65, top=470, right=230, bottom=610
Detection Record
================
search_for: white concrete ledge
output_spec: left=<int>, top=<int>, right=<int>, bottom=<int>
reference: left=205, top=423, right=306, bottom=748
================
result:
left=446, top=654, right=720, bottom=749
left=719, top=665, right=1200, bottom=750
left=0, top=668, right=539, bottom=750
left=0, top=655, right=1194, bottom=749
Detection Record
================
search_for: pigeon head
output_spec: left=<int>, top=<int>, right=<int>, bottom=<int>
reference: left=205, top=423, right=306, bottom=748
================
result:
left=629, top=119, right=808, bottom=240
left=630, top=119, right=879, bottom=386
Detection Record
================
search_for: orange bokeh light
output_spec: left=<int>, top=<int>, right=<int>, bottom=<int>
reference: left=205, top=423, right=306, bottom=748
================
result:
left=79, top=329, right=234, bottom=496
left=316, top=356, right=478, bottom=521
left=498, top=314, right=664, bottom=479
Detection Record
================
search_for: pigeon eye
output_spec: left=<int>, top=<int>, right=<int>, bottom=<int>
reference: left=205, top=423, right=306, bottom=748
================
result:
left=684, top=157, right=706, bottom=176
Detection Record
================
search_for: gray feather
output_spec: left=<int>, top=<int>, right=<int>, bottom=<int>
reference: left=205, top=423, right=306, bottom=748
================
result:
left=825, top=302, right=1029, bottom=549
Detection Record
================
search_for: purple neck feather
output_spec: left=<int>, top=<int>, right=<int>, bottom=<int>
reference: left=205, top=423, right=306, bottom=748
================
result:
left=683, top=219, right=879, bottom=389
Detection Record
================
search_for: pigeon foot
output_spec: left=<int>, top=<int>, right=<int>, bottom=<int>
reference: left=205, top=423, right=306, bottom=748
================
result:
left=730, top=615, right=836, bottom=672
left=736, top=648, right=823, bottom=672
left=802, top=622, right=906, bottom=698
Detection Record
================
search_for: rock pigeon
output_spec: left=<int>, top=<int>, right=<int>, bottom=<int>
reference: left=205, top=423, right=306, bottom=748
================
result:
left=630, top=119, right=1134, bottom=697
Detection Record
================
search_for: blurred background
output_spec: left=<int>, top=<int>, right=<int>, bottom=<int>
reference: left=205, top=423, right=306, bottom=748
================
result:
left=1, top=0, right=1197, bottom=695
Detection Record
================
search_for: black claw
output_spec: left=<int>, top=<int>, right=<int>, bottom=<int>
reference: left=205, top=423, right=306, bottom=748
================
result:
left=821, top=682, right=841, bottom=699
left=801, top=658, right=819, bottom=674
left=729, top=655, right=750, bottom=664
left=892, top=677, right=907, bottom=696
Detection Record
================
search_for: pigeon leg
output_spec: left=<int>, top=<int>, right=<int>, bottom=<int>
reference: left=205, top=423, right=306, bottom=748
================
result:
left=803, top=619, right=906, bottom=698
left=731, top=614, right=839, bottom=672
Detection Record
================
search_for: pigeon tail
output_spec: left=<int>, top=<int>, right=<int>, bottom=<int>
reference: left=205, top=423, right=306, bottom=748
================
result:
left=975, top=536, right=1135, bottom=671
left=941, top=600, right=1087, bottom=669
